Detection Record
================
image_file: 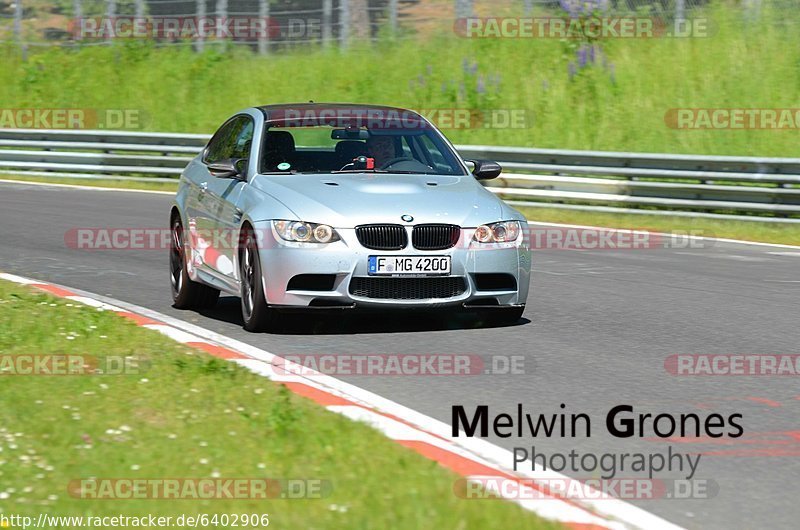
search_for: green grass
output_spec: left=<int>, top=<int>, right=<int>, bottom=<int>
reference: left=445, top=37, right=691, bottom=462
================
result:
left=1, top=2, right=798, bottom=156
left=0, top=280, right=558, bottom=529
left=518, top=205, right=800, bottom=246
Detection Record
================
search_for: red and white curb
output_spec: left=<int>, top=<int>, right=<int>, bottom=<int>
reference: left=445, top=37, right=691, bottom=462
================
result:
left=0, top=271, right=682, bottom=530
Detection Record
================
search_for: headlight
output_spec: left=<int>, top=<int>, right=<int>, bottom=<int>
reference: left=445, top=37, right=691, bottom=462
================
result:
left=473, top=221, right=521, bottom=243
left=273, top=220, right=340, bottom=243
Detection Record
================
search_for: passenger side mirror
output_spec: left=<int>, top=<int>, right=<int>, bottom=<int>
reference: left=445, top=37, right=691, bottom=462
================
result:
left=208, top=158, right=248, bottom=180
left=466, top=159, right=502, bottom=180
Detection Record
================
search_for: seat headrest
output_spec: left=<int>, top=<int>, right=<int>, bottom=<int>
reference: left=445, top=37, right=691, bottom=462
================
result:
left=335, top=140, right=367, bottom=159
left=264, top=130, right=296, bottom=155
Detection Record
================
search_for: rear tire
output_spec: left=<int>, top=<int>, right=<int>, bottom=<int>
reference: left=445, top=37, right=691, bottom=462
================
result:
left=170, top=216, right=220, bottom=310
left=239, top=227, right=281, bottom=332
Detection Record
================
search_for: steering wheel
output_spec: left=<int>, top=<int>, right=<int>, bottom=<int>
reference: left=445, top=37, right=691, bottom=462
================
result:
left=379, top=157, right=417, bottom=170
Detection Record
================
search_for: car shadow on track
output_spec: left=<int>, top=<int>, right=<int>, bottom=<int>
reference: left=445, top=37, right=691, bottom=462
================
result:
left=193, top=297, right=531, bottom=335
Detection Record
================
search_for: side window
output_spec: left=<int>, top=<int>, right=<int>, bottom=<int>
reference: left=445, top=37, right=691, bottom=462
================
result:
left=399, top=136, right=414, bottom=157
left=417, top=135, right=446, bottom=167
left=415, top=133, right=460, bottom=173
left=231, top=120, right=254, bottom=159
left=204, top=116, right=254, bottom=164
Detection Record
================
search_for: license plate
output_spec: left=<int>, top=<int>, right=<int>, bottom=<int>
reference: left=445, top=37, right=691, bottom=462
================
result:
left=368, top=256, right=451, bottom=275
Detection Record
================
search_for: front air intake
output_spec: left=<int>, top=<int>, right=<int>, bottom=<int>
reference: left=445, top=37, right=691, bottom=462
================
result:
left=349, top=277, right=466, bottom=300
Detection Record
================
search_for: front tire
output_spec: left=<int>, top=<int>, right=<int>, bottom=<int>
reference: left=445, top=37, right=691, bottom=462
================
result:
left=170, top=216, right=220, bottom=310
left=239, top=227, right=281, bottom=332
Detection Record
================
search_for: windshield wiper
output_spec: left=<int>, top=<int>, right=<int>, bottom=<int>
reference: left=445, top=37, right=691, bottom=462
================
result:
left=375, top=170, right=453, bottom=175
left=330, top=169, right=390, bottom=174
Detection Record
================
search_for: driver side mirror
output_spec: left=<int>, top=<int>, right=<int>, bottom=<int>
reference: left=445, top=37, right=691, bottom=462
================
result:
left=208, top=158, right=248, bottom=180
left=466, top=159, right=502, bottom=180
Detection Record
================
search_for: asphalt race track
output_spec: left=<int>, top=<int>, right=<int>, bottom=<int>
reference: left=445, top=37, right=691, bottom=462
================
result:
left=1, top=180, right=798, bottom=529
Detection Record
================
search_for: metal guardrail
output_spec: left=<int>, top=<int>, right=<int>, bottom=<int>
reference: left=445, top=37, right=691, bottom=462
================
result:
left=0, top=129, right=208, bottom=183
left=1, top=129, right=798, bottom=222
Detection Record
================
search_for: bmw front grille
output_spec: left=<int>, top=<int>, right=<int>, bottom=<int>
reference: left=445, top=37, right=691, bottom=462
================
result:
left=356, top=223, right=461, bottom=251
left=411, top=224, right=461, bottom=250
left=355, top=224, right=407, bottom=250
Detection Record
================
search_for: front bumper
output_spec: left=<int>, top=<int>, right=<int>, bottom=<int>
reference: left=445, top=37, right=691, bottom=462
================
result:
left=252, top=222, right=531, bottom=309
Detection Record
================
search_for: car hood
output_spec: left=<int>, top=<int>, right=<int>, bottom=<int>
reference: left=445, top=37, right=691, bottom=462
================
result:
left=249, top=173, right=512, bottom=228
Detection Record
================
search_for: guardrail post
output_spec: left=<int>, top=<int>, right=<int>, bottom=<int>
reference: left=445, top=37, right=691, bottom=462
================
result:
left=745, top=0, right=762, bottom=22
left=195, top=0, right=205, bottom=52
left=216, top=0, right=228, bottom=41
left=106, top=0, right=115, bottom=45
left=455, top=0, right=473, bottom=19
left=349, top=0, right=369, bottom=41
left=258, top=0, right=269, bottom=55
left=14, top=0, right=27, bottom=59
left=388, top=0, right=398, bottom=36
left=322, top=0, right=332, bottom=47
left=73, top=0, right=82, bottom=41
left=340, top=0, right=350, bottom=49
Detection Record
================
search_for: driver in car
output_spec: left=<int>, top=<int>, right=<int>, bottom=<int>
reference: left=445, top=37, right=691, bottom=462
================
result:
left=366, top=135, right=396, bottom=167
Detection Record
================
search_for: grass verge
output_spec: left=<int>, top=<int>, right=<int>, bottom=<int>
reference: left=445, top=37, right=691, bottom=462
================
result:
left=0, top=280, right=558, bottom=529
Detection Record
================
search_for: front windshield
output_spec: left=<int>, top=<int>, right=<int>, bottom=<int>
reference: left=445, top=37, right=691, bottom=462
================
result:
left=258, top=122, right=468, bottom=176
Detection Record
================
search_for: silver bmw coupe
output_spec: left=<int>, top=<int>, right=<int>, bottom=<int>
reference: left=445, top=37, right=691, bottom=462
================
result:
left=170, top=104, right=531, bottom=331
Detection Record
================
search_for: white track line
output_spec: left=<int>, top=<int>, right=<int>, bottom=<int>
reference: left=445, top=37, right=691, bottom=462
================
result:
left=0, top=178, right=175, bottom=195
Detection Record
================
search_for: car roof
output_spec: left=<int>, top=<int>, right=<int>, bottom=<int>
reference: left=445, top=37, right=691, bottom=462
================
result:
left=255, top=103, right=427, bottom=128
left=257, top=103, right=421, bottom=116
